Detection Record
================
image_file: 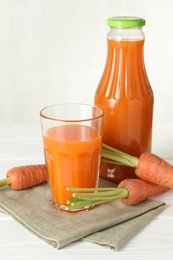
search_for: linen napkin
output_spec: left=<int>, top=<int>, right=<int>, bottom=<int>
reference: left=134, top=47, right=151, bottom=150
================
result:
left=0, top=178, right=165, bottom=250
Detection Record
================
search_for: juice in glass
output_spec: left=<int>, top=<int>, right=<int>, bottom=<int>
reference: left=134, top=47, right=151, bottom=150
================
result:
left=43, top=124, right=102, bottom=207
left=40, top=104, right=103, bottom=212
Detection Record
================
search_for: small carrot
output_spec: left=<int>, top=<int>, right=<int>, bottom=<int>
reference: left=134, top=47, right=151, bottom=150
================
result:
left=0, top=165, right=47, bottom=190
left=101, top=143, right=173, bottom=189
left=66, top=178, right=168, bottom=210
left=135, top=152, right=173, bottom=188
left=118, top=179, right=168, bottom=205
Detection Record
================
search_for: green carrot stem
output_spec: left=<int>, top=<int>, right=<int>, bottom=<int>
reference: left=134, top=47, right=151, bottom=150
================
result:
left=67, top=187, right=116, bottom=192
left=102, top=143, right=132, bottom=157
left=101, top=150, right=137, bottom=167
left=72, top=195, right=121, bottom=201
left=66, top=200, right=99, bottom=210
left=67, top=199, right=93, bottom=207
left=102, top=143, right=127, bottom=154
left=72, top=188, right=124, bottom=198
left=66, top=187, right=129, bottom=211
left=101, top=158, right=126, bottom=165
left=66, top=198, right=115, bottom=211
left=0, top=177, right=11, bottom=187
left=101, top=150, right=131, bottom=166
left=73, top=188, right=128, bottom=201
left=101, top=143, right=139, bottom=168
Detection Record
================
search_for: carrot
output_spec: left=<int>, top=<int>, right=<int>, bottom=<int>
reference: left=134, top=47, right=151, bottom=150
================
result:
left=101, top=143, right=173, bottom=188
left=66, top=178, right=168, bottom=210
left=135, top=152, right=173, bottom=188
left=0, top=165, right=47, bottom=190
left=118, top=179, right=168, bottom=205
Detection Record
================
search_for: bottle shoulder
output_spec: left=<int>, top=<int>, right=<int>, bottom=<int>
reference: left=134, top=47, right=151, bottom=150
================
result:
left=95, top=36, right=152, bottom=101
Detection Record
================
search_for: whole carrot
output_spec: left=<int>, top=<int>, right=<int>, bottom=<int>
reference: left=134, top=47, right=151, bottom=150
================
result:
left=66, top=178, right=168, bottom=210
left=0, top=165, right=47, bottom=190
left=135, top=152, right=173, bottom=188
left=118, top=179, right=168, bottom=205
left=101, top=143, right=173, bottom=189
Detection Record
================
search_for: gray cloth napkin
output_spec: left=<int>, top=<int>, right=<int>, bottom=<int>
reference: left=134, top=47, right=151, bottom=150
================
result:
left=0, top=178, right=166, bottom=250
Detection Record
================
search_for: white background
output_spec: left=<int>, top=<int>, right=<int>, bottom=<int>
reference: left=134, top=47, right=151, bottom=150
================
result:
left=0, top=0, right=173, bottom=124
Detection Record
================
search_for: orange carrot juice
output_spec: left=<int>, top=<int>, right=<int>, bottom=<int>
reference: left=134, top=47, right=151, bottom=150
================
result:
left=43, top=124, right=102, bottom=209
left=95, top=39, right=153, bottom=183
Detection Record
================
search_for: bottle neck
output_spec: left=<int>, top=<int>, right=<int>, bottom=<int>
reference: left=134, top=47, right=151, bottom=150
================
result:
left=107, top=27, right=145, bottom=41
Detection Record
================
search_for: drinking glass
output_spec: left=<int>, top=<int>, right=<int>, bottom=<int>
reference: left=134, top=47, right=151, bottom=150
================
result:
left=40, top=103, right=103, bottom=212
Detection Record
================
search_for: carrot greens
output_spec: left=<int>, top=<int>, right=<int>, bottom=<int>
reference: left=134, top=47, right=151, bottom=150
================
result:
left=66, top=186, right=128, bottom=211
left=101, top=143, right=139, bottom=168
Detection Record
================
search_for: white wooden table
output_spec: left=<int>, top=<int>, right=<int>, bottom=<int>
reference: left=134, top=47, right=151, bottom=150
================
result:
left=0, top=123, right=173, bottom=260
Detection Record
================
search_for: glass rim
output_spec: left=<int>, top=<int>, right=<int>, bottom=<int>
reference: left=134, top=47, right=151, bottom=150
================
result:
left=40, top=103, right=104, bottom=123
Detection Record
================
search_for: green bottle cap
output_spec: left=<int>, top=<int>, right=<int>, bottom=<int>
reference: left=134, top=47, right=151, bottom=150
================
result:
left=107, top=16, right=145, bottom=28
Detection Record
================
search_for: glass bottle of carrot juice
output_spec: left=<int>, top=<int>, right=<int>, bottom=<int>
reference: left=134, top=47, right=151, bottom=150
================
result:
left=94, top=17, right=154, bottom=183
